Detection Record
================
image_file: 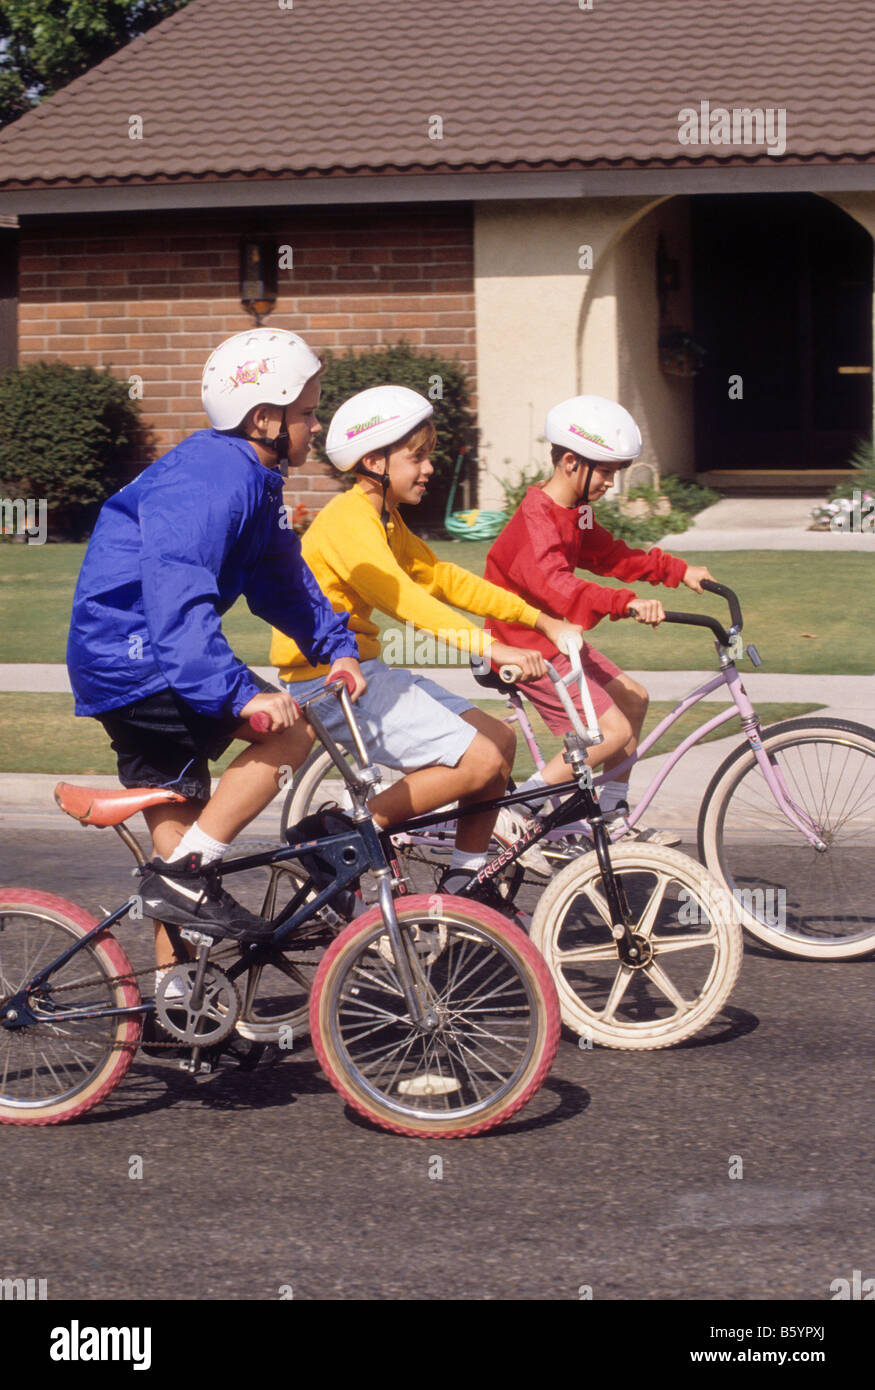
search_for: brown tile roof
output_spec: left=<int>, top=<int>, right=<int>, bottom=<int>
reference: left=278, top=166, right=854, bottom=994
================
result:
left=0, top=0, right=871, bottom=188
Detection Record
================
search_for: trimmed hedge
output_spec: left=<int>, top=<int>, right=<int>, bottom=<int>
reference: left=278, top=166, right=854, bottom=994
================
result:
left=0, top=361, right=141, bottom=539
left=314, top=342, right=475, bottom=525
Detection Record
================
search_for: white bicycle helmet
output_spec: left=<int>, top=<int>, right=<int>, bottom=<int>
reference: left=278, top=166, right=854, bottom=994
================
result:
left=202, top=329, right=321, bottom=430
left=546, top=395, right=642, bottom=463
left=202, top=328, right=322, bottom=472
left=545, top=394, right=642, bottom=503
left=326, top=385, right=433, bottom=471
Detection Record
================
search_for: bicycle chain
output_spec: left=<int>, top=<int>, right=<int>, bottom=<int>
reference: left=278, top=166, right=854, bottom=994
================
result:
left=2, top=938, right=327, bottom=1051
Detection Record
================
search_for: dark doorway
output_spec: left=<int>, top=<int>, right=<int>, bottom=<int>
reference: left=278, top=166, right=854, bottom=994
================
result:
left=691, top=194, right=872, bottom=470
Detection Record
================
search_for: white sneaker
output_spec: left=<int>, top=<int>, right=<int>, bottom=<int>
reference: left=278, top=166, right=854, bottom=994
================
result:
left=493, top=807, right=553, bottom=878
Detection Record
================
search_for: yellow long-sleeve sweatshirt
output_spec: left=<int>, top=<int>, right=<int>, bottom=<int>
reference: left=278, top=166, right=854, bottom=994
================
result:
left=271, top=484, right=542, bottom=681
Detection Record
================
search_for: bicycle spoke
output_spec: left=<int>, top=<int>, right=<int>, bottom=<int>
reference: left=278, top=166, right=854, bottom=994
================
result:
left=643, top=960, right=691, bottom=1012
left=636, top=874, right=672, bottom=939
left=651, top=930, right=718, bottom=954
left=599, top=964, right=633, bottom=1021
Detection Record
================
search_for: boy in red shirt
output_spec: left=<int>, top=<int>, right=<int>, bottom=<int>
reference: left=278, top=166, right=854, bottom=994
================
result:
left=485, top=394, right=713, bottom=838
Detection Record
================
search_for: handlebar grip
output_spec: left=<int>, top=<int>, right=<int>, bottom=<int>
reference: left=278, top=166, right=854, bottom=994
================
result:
left=499, top=664, right=524, bottom=684
left=248, top=711, right=272, bottom=734
left=700, top=579, right=743, bottom=631
left=327, top=669, right=357, bottom=697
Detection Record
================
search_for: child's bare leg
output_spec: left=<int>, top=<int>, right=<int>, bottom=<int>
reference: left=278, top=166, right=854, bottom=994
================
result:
left=367, top=709, right=515, bottom=853
left=197, top=720, right=315, bottom=843
left=142, top=721, right=315, bottom=966
left=143, top=801, right=202, bottom=969
left=534, top=703, right=635, bottom=786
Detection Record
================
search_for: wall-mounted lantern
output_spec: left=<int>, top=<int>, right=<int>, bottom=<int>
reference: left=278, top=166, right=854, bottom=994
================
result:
left=240, top=238, right=278, bottom=325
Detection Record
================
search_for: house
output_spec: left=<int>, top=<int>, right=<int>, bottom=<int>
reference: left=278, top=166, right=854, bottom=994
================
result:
left=0, top=0, right=871, bottom=511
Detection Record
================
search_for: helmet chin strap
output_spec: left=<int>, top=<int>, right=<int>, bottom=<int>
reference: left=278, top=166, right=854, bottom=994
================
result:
left=355, top=450, right=392, bottom=526
left=239, top=406, right=292, bottom=477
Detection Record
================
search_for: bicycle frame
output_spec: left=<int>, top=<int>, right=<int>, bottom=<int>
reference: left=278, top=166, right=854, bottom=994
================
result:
left=4, top=682, right=437, bottom=1037
left=507, top=650, right=826, bottom=851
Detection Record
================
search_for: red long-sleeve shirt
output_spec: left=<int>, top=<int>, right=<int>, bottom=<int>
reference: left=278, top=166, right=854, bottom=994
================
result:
left=485, top=486, right=688, bottom=658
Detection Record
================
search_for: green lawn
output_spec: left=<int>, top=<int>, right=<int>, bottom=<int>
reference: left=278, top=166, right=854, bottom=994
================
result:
left=0, top=692, right=821, bottom=777
left=0, top=540, right=871, bottom=674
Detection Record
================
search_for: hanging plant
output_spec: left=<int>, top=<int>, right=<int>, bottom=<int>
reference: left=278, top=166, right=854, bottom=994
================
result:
left=659, top=329, right=707, bottom=379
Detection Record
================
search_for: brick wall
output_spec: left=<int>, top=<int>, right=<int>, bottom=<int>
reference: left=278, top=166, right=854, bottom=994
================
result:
left=18, top=205, right=474, bottom=512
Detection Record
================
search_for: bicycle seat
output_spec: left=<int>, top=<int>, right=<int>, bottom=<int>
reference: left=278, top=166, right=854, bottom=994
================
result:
left=53, top=782, right=187, bottom=827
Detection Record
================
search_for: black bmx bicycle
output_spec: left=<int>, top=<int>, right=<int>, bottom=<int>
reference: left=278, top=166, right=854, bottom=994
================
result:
left=0, top=681, right=560, bottom=1138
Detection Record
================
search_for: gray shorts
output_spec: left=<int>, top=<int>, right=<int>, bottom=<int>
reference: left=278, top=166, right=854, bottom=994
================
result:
left=282, top=659, right=476, bottom=770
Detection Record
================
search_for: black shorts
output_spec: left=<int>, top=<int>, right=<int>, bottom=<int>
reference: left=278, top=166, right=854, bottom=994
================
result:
left=95, top=675, right=278, bottom=802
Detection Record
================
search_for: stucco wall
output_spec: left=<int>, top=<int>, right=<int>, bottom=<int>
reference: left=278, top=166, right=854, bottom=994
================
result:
left=474, top=197, right=654, bottom=508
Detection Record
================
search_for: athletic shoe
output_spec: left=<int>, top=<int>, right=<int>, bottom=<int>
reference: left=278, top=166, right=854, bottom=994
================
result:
left=436, top=866, right=514, bottom=914
left=549, top=805, right=681, bottom=849
left=493, top=807, right=553, bottom=878
left=138, top=853, right=274, bottom=942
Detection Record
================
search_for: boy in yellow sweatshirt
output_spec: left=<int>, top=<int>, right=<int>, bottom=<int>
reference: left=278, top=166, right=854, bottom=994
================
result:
left=271, top=385, right=581, bottom=893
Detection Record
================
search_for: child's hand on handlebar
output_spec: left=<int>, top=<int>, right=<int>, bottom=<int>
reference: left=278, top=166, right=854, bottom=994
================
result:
left=681, top=564, right=715, bottom=593
left=626, top=598, right=666, bottom=627
left=534, top=613, right=584, bottom=654
left=326, top=657, right=367, bottom=702
left=488, top=641, right=547, bottom=680
left=239, top=689, right=302, bottom=733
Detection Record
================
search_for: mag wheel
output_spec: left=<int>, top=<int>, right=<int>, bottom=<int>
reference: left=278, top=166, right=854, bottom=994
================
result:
left=309, top=895, right=560, bottom=1137
left=0, top=890, right=141, bottom=1125
left=529, top=845, right=743, bottom=1050
left=698, top=718, right=875, bottom=959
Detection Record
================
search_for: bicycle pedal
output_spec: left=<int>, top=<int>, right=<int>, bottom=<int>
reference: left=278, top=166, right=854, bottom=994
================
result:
left=180, top=928, right=216, bottom=948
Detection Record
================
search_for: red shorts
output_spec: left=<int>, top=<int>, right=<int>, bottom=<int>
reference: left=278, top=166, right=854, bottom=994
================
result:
left=520, top=645, right=621, bottom=735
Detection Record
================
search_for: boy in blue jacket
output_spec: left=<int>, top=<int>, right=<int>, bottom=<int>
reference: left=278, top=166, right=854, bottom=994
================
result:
left=67, top=329, right=365, bottom=953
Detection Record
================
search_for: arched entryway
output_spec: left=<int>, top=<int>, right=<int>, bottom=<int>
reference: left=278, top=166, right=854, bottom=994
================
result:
left=691, top=193, right=873, bottom=475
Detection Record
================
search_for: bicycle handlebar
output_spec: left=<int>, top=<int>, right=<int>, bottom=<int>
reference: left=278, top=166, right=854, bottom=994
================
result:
left=627, top=580, right=742, bottom=650
left=661, top=610, right=733, bottom=647
left=700, top=579, right=743, bottom=631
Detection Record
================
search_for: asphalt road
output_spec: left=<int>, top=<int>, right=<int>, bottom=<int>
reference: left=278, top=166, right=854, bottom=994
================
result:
left=1, top=821, right=873, bottom=1303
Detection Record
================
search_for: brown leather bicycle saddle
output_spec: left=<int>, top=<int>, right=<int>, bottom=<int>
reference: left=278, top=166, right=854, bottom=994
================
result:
left=53, top=782, right=186, bottom=828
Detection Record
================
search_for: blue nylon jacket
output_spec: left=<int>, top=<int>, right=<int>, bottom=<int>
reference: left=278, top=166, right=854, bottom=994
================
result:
left=67, top=430, right=357, bottom=718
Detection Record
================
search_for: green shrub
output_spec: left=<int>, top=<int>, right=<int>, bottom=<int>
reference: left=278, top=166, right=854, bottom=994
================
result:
left=313, top=342, right=475, bottom=524
left=497, top=462, right=549, bottom=515
left=828, top=439, right=875, bottom=500
left=0, top=362, right=141, bottom=539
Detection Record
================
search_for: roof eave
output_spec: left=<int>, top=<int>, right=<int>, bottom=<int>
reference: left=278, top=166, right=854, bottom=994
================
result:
left=1, top=157, right=874, bottom=217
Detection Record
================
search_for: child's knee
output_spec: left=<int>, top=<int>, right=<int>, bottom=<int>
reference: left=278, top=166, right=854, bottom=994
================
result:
left=459, top=729, right=511, bottom=789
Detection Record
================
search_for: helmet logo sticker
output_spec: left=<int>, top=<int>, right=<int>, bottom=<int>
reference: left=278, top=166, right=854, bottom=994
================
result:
left=223, top=357, right=277, bottom=393
left=344, top=412, right=401, bottom=441
left=568, top=423, right=612, bottom=450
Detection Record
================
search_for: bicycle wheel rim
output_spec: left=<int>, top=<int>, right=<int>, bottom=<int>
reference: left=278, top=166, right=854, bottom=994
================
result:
left=0, top=907, right=123, bottom=1110
left=324, top=913, right=541, bottom=1122
left=714, top=732, right=875, bottom=951
left=534, top=847, right=738, bottom=1047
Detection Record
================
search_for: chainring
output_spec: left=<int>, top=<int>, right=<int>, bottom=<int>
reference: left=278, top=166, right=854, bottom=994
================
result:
left=155, top=962, right=241, bottom=1046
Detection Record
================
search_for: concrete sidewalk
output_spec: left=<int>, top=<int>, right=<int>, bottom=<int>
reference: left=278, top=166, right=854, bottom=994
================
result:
left=1, top=663, right=872, bottom=708
left=660, top=496, right=875, bottom=551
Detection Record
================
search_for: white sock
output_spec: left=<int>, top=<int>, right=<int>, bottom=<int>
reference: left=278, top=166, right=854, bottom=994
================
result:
left=166, top=821, right=230, bottom=866
left=450, top=848, right=489, bottom=873
left=598, top=780, right=629, bottom=814
left=515, top=772, right=550, bottom=816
